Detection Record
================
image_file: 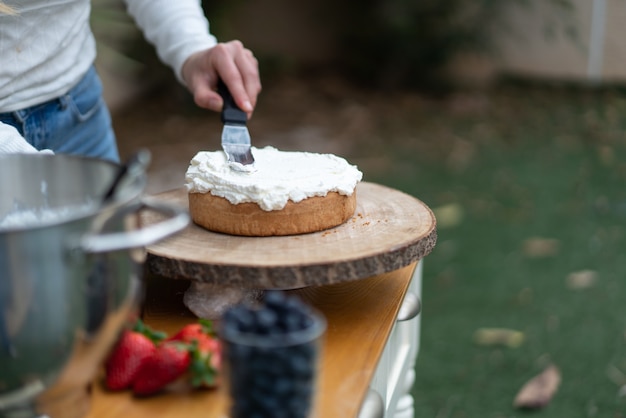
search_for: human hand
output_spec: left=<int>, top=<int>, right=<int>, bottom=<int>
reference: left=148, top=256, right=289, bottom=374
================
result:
left=181, top=40, right=261, bottom=118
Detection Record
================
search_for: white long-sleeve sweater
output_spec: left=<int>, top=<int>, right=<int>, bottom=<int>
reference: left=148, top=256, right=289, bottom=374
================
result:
left=0, top=0, right=217, bottom=153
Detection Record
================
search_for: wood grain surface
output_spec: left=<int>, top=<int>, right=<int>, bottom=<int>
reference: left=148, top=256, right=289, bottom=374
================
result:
left=142, top=182, right=437, bottom=289
left=87, top=263, right=418, bottom=418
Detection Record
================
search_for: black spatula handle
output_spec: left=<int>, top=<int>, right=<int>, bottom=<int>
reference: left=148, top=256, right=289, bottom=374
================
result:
left=217, top=79, right=247, bottom=125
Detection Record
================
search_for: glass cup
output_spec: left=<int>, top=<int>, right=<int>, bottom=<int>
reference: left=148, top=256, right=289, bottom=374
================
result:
left=220, top=304, right=326, bottom=418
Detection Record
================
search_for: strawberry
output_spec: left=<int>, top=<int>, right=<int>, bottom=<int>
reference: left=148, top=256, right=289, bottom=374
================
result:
left=104, top=319, right=167, bottom=391
left=198, top=335, right=221, bottom=362
left=188, top=337, right=221, bottom=388
left=168, top=319, right=221, bottom=389
left=167, top=319, right=216, bottom=343
left=132, top=341, right=191, bottom=396
left=104, top=330, right=156, bottom=391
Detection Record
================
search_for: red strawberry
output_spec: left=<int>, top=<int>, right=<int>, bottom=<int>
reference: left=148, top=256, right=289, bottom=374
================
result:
left=167, top=323, right=203, bottom=343
left=132, top=341, right=191, bottom=396
left=165, top=319, right=221, bottom=388
left=105, top=330, right=156, bottom=391
left=198, top=336, right=221, bottom=368
left=206, top=342, right=221, bottom=383
left=188, top=334, right=221, bottom=389
left=167, top=319, right=215, bottom=343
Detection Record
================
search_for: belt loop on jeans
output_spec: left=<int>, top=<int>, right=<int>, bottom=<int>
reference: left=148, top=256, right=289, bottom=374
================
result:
left=11, top=110, right=26, bottom=124
left=58, top=95, right=69, bottom=110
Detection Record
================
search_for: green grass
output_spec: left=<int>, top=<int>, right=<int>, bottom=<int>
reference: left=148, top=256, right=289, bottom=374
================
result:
left=359, top=85, right=626, bottom=417
left=117, top=76, right=626, bottom=417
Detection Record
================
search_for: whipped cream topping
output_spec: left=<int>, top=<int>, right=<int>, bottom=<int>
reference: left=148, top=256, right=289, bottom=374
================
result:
left=185, top=146, right=363, bottom=211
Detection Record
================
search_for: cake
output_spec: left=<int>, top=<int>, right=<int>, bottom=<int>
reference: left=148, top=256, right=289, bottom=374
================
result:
left=185, top=146, right=363, bottom=236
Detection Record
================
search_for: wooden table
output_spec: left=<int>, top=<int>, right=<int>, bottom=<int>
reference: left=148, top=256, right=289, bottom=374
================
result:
left=88, top=182, right=436, bottom=417
left=87, top=262, right=419, bottom=418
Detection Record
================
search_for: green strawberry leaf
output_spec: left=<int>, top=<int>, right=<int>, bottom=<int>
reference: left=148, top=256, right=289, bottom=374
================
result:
left=188, top=345, right=219, bottom=388
left=132, top=318, right=167, bottom=344
left=198, top=319, right=216, bottom=337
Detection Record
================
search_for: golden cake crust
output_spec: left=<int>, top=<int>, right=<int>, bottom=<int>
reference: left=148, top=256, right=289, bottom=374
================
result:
left=188, top=191, right=357, bottom=236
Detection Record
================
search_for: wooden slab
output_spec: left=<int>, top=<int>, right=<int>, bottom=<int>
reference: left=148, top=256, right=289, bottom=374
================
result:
left=88, top=263, right=418, bottom=418
left=143, top=182, right=436, bottom=289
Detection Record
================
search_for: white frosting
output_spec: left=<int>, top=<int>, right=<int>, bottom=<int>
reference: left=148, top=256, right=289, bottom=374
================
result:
left=185, top=146, right=363, bottom=211
left=0, top=202, right=96, bottom=230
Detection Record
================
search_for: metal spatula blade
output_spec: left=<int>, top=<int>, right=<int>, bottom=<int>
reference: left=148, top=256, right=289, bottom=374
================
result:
left=218, top=79, right=255, bottom=167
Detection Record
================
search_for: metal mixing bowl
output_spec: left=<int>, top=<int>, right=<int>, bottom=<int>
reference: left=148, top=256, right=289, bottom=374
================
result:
left=0, top=154, right=188, bottom=418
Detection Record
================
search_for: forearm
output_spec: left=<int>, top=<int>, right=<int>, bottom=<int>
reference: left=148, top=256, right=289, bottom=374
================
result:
left=124, top=0, right=218, bottom=84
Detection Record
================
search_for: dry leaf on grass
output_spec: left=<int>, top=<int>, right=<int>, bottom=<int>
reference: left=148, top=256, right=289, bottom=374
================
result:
left=473, top=328, right=525, bottom=348
left=514, top=364, right=561, bottom=409
left=606, top=363, right=626, bottom=386
left=566, top=270, right=598, bottom=290
left=432, top=203, right=464, bottom=229
left=522, top=237, right=560, bottom=258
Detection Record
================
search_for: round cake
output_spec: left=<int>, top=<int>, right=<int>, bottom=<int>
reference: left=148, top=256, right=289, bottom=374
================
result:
left=185, top=146, right=363, bottom=236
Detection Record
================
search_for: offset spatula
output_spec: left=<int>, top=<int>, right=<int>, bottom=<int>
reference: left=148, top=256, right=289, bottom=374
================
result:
left=217, top=79, right=255, bottom=166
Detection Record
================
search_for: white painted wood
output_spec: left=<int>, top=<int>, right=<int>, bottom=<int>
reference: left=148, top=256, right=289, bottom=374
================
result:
left=361, top=260, right=423, bottom=418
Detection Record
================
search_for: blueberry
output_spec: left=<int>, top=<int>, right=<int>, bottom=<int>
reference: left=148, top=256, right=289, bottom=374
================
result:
left=250, top=372, right=273, bottom=389
left=228, top=341, right=254, bottom=360
left=273, top=410, right=291, bottom=418
left=289, top=353, right=314, bottom=377
left=280, top=312, right=304, bottom=332
left=223, top=290, right=322, bottom=418
left=263, top=290, right=287, bottom=306
left=286, top=393, right=311, bottom=417
left=254, top=308, right=280, bottom=335
left=223, top=305, right=257, bottom=335
left=283, top=296, right=306, bottom=312
left=258, top=392, right=281, bottom=411
left=274, top=376, right=292, bottom=396
left=294, top=380, right=314, bottom=398
left=299, top=314, right=315, bottom=330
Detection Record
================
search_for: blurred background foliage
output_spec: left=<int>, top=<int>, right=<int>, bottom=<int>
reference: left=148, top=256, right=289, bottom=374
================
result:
left=92, top=0, right=579, bottom=93
left=326, top=0, right=579, bottom=92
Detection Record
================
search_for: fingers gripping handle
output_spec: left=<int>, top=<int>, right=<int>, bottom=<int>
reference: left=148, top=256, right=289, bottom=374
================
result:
left=218, top=79, right=247, bottom=125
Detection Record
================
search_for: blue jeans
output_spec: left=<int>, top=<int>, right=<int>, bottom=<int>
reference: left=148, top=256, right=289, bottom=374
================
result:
left=0, top=66, right=120, bottom=163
